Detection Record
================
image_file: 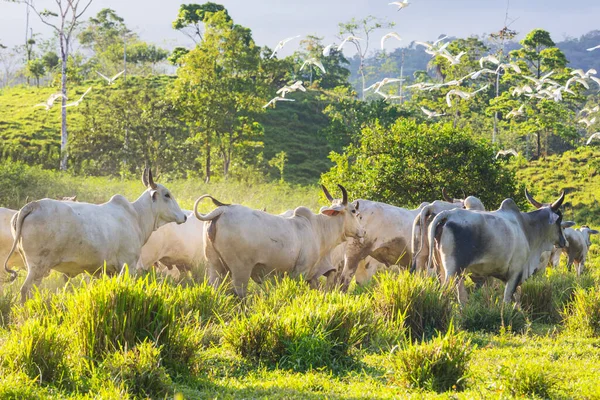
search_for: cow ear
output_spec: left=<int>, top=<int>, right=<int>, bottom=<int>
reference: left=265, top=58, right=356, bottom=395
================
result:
left=322, top=209, right=340, bottom=217
left=561, top=221, right=576, bottom=228
left=355, top=201, right=360, bottom=210
left=150, top=189, right=158, bottom=201
left=590, top=229, right=599, bottom=235
left=548, top=212, right=559, bottom=225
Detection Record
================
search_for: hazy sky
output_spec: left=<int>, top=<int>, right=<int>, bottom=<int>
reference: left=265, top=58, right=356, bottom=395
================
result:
left=1, top=0, right=599, bottom=55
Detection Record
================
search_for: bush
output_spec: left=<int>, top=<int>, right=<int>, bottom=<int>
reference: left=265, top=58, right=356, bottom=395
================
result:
left=168, top=279, right=237, bottom=325
left=0, top=289, right=17, bottom=328
left=0, top=371, right=51, bottom=399
left=372, top=271, right=456, bottom=341
left=521, top=271, right=595, bottom=323
left=0, top=318, right=71, bottom=387
left=395, top=325, right=472, bottom=393
left=102, top=341, right=172, bottom=399
left=500, top=361, right=556, bottom=398
left=224, top=282, right=375, bottom=371
left=563, top=287, right=600, bottom=337
left=322, top=119, right=521, bottom=209
left=460, top=284, right=527, bottom=333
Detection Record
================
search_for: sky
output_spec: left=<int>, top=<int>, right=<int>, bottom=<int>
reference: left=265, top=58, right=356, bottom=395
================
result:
left=1, top=0, right=599, bottom=55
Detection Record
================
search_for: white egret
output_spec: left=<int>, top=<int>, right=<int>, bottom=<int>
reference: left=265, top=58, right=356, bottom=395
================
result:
left=63, top=87, right=92, bottom=108
left=96, top=70, right=125, bottom=85
left=34, top=93, right=67, bottom=111
left=269, top=35, right=301, bottom=59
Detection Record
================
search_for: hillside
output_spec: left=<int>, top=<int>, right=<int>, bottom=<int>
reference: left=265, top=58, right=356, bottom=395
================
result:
left=514, top=146, right=600, bottom=226
left=0, top=82, right=333, bottom=184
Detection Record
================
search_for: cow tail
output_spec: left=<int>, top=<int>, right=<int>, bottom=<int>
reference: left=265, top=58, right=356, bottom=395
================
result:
left=411, top=205, right=433, bottom=273
left=4, top=202, right=36, bottom=281
left=426, top=211, right=447, bottom=272
left=193, top=195, right=228, bottom=221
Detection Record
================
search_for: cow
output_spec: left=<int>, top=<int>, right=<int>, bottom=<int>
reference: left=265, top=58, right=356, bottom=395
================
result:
left=560, top=226, right=599, bottom=276
left=411, top=189, right=486, bottom=276
left=537, top=246, right=563, bottom=274
left=334, top=192, right=472, bottom=291
left=1, top=208, right=25, bottom=288
left=4, top=168, right=187, bottom=303
left=140, top=210, right=206, bottom=277
left=426, top=190, right=570, bottom=303
left=193, top=185, right=364, bottom=298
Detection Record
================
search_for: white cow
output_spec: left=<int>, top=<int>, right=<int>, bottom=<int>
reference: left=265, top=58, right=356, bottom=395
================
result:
left=4, top=168, right=187, bottom=302
left=194, top=185, right=365, bottom=297
left=334, top=191, right=471, bottom=290
left=561, top=226, right=599, bottom=275
left=411, top=190, right=486, bottom=275
left=140, top=210, right=206, bottom=276
left=1, top=207, right=25, bottom=288
left=427, top=190, right=571, bottom=303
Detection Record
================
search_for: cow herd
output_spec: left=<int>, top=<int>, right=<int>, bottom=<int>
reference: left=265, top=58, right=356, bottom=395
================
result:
left=1, top=168, right=597, bottom=305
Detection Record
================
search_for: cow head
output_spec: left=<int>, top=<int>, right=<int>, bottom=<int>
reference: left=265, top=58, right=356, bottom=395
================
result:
left=142, top=167, right=187, bottom=227
left=525, top=189, right=568, bottom=248
left=442, top=189, right=485, bottom=211
left=580, top=225, right=599, bottom=247
left=321, top=184, right=365, bottom=240
left=442, top=188, right=465, bottom=206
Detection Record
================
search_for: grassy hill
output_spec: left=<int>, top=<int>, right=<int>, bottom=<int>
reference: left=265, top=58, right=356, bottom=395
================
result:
left=514, top=147, right=600, bottom=226
left=0, top=81, right=333, bottom=184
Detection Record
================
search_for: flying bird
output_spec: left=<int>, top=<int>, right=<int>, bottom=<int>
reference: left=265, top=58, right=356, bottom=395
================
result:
left=323, top=43, right=336, bottom=57
left=276, top=81, right=306, bottom=97
left=439, top=50, right=466, bottom=65
left=589, top=76, right=600, bottom=89
left=269, top=35, right=301, bottom=59
left=587, top=45, right=600, bottom=52
left=263, top=97, right=295, bottom=108
left=337, top=35, right=362, bottom=51
left=389, top=1, right=410, bottom=10
left=34, top=93, right=67, bottom=110
left=495, top=149, right=519, bottom=159
left=479, top=54, right=500, bottom=68
left=571, top=68, right=597, bottom=79
left=445, top=85, right=489, bottom=107
left=421, top=107, right=445, bottom=118
left=511, top=85, right=533, bottom=96
left=506, top=104, right=526, bottom=119
left=470, top=68, right=497, bottom=80
left=586, top=132, right=600, bottom=145
left=381, top=32, right=402, bottom=50
left=578, top=117, right=597, bottom=128
left=300, top=58, right=326, bottom=74
left=566, top=76, right=590, bottom=91
left=96, top=70, right=125, bottom=85
left=63, top=87, right=92, bottom=108
left=365, top=77, right=404, bottom=93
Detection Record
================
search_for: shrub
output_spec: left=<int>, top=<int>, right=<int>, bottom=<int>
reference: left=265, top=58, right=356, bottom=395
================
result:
left=563, top=287, right=600, bottom=337
left=395, top=325, right=472, bottom=393
left=168, top=279, right=237, bottom=325
left=321, top=119, right=521, bottom=209
left=224, top=286, right=375, bottom=371
left=460, top=284, right=527, bottom=333
left=521, top=271, right=595, bottom=323
left=500, top=361, right=556, bottom=398
left=0, top=371, right=51, bottom=399
left=372, top=271, right=456, bottom=340
left=0, top=318, right=71, bottom=387
left=0, top=288, right=17, bottom=328
left=102, top=341, right=172, bottom=399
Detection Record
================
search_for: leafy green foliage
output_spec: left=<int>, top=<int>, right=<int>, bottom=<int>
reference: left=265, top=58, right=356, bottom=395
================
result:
left=459, top=283, right=528, bottom=333
left=322, top=119, right=521, bottom=209
left=102, top=341, right=172, bottom=399
left=395, top=325, right=472, bottom=392
left=500, top=360, right=557, bottom=398
left=564, top=286, right=600, bottom=337
left=371, top=271, right=456, bottom=341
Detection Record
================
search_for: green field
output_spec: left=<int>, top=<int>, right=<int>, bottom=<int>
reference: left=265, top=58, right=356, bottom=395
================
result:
left=0, top=157, right=600, bottom=399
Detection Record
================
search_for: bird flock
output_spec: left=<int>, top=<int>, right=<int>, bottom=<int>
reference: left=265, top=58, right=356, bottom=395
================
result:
left=262, top=0, right=600, bottom=146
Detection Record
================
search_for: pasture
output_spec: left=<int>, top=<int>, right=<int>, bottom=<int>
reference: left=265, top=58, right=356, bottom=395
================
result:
left=1, top=165, right=600, bottom=399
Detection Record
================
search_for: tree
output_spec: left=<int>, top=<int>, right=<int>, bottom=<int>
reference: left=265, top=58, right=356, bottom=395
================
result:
left=172, top=2, right=230, bottom=43
left=22, top=0, right=94, bottom=171
left=268, top=151, right=288, bottom=183
left=339, top=16, right=394, bottom=100
left=511, top=29, right=563, bottom=79
left=170, top=11, right=268, bottom=182
left=295, top=35, right=350, bottom=89
left=321, top=119, right=520, bottom=209
left=25, top=58, right=45, bottom=86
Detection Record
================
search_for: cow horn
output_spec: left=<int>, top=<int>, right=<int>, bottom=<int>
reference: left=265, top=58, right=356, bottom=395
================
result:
left=148, top=168, right=158, bottom=190
left=338, top=184, right=348, bottom=206
left=321, top=185, right=334, bottom=202
left=551, top=191, right=565, bottom=212
left=525, top=188, right=543, bottom=209
left=142, top=167, right=149, bottom=187
left=442, top=188, right=454, bottom=203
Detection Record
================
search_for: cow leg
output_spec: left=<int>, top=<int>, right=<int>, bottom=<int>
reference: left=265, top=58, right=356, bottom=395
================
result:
left=503, top=274, right=521, bottom=303
left=456, top=276, right=468, bottom=305
left=20, top=265, right=46, bottom=304
left=576, top=261, right=583, bottom=277
left=566, top=257, right=574, bottom=273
